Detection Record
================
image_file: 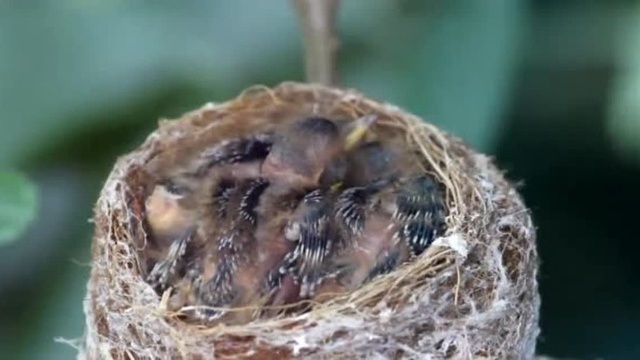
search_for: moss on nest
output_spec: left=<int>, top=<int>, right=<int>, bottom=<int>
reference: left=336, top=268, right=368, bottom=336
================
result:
left=81, top=82, right=540, bottom=359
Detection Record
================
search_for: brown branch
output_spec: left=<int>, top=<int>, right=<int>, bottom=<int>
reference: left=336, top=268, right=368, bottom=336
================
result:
left=292, top=0, right=340, bottom=86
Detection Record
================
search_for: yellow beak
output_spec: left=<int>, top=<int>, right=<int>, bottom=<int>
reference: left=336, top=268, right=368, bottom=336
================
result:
left=344, top=114, right=378, bottom=150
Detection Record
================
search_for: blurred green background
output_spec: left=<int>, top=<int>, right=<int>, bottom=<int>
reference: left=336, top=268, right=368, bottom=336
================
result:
left=1, top=0, right=639, bottom=359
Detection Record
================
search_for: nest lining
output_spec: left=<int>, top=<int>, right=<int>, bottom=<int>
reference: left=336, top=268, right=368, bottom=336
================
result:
left=81, top=82, right=539, bottom=359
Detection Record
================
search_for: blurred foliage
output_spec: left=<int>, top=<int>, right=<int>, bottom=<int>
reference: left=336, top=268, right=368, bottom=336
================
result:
left=0, top=170, right=37, bottom=246
left=607, top=3, right=640, bottom=164
left=339, top=0, right=525, bottom=150
left=0, top=0, right=638, bottom=359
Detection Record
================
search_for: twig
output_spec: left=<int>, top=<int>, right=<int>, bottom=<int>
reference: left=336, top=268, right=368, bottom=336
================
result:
left=292, top=0, right=340, bottom=86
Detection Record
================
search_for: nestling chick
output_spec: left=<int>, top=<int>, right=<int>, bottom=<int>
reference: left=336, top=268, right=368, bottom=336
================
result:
left=279, top=189, right=338, bottom=298
left=144, top=135, right=271, bottom=295
left=145, top=180, right=198, bottom=292
left=145, top=180, right=197, bottom=248
left=258, top=116, right=377, bottom=303
left=314, top=142, right=447, bottom=300
left=191, top=176, right=269, bottom=322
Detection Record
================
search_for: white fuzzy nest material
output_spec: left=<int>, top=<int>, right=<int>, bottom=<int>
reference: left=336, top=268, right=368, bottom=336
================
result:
left=79, top=82, right=540, bottom=359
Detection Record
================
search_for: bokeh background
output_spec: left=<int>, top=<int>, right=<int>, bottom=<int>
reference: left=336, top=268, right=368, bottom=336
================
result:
left=1, top=1, right=639, bottom=359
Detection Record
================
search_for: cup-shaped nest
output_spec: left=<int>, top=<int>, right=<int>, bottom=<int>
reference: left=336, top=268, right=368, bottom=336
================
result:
left=81, top=82, right=540, bottom=359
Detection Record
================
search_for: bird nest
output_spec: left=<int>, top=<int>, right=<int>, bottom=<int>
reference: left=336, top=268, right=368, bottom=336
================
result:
left=80, top=82, right=540, bottom=359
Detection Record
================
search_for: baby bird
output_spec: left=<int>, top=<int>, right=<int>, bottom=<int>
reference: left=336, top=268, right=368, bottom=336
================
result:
left=253, top=115, right=377, bottom=311
left=145, top=135, right=274, bottom=313
left=145, top=179, right=198, bottom=292
left=145, top=180, right=197, bottom=248
left=314, top=142, right=447, bottom=301
left=190, top=176, right=269, bottom=323
left=279, top=189, right=336, bottom=297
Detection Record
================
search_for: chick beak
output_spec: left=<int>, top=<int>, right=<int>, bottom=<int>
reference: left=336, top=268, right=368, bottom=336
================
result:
left=343, top=114, right=378, bottom=151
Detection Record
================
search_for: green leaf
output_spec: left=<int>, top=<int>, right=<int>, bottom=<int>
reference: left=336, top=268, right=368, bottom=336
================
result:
left=0, top=170, right=38, bottom=245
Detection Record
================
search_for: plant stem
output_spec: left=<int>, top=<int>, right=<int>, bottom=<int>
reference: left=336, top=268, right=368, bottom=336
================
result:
left=292, top=0, right=340, bottom=86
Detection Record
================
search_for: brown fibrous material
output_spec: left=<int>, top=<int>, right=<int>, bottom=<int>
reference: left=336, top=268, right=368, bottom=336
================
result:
left=79, top=82, right=540, bottom=359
